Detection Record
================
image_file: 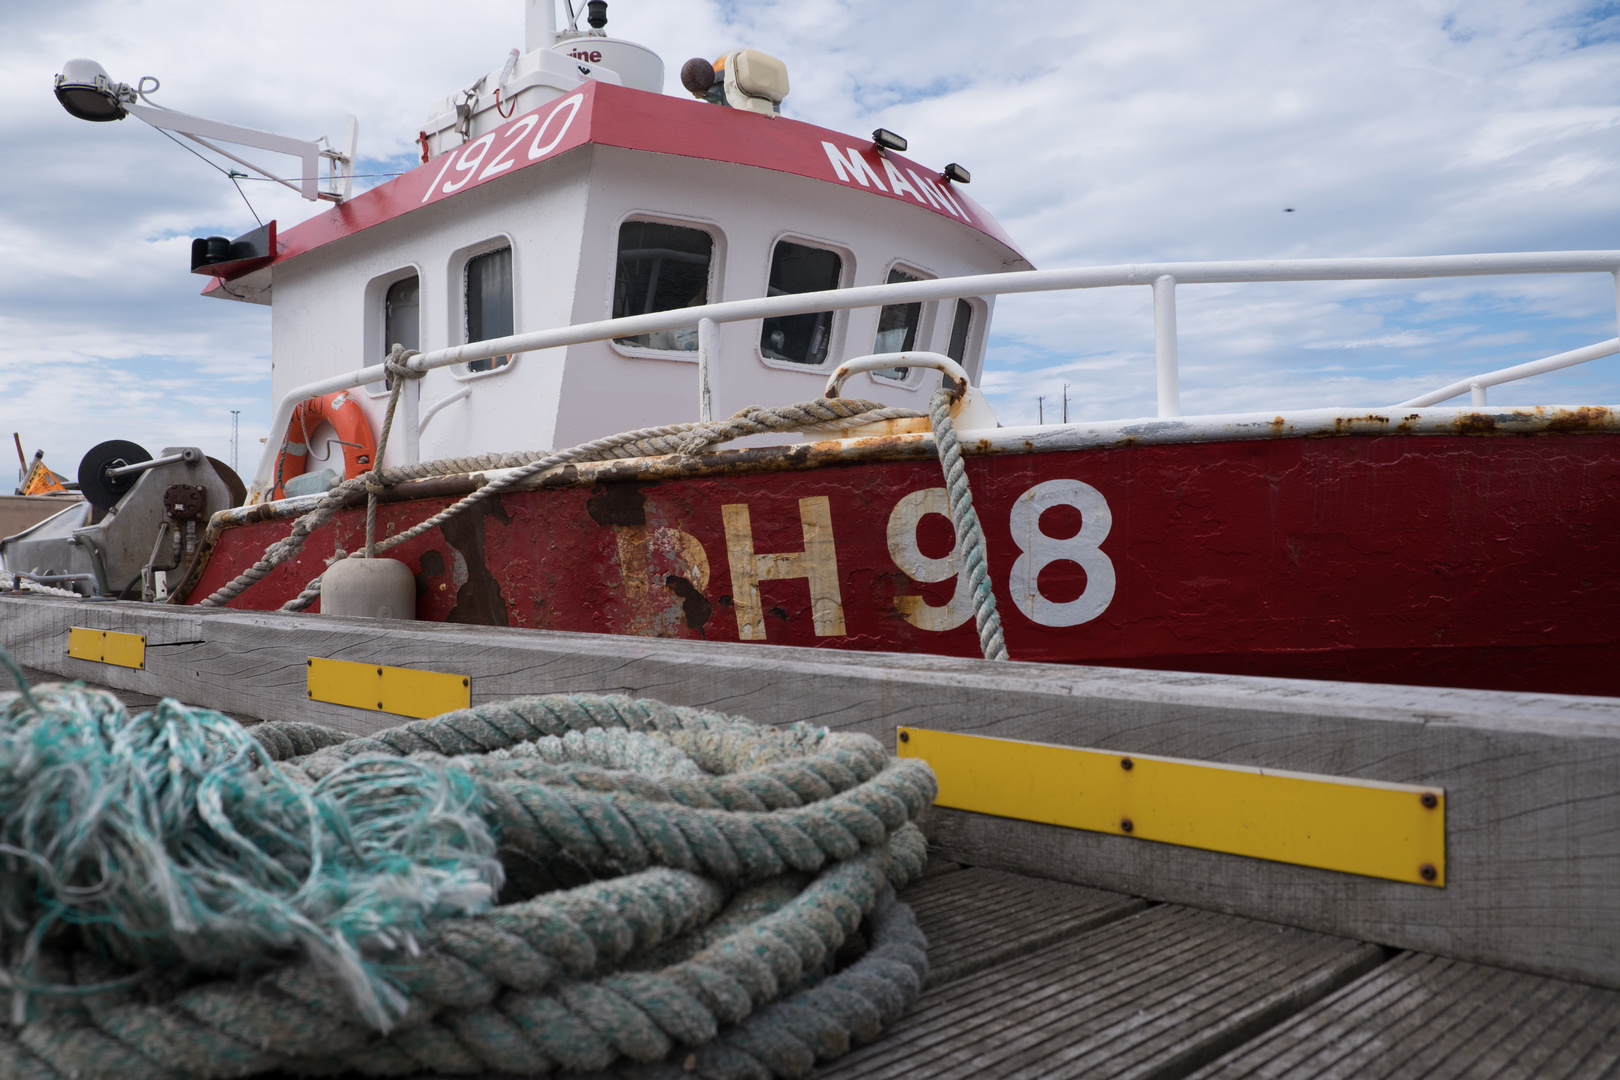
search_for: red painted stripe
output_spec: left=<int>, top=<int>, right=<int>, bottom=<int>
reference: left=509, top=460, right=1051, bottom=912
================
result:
left=208, top=81, right=1020, bottom=291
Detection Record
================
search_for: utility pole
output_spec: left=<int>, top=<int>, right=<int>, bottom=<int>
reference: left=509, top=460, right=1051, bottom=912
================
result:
left=1063, top=383, right=1069, bottom=424
left=1037, top=395, right=1044, bottom=424
left=230, top=410, right=240, bottom=473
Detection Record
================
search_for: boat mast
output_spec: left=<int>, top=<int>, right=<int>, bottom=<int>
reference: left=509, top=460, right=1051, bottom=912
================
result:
left=526, top=0, right=558, bottom=51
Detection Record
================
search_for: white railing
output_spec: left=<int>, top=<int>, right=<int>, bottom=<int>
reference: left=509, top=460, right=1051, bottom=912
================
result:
left=251, top=250, right=1620, bottom=498
left=1395, top=337, right=1620, bottom=407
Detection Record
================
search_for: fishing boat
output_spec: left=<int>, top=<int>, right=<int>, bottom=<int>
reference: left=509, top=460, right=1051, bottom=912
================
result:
left=4, top=6, right=1620, bottom=1077
left=6, top=2, right=1618, bottom=697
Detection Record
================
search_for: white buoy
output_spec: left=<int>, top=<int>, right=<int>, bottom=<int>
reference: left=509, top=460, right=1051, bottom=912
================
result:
left=320, top=558, right=417, bottom=619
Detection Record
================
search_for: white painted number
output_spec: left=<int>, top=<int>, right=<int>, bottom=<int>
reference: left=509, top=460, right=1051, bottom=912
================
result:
left=1007, top=479, right=1115, bottom=627
left=419, top=92, right=586, bottom=205
left=441, top=133, right=495, bottom=194
left=887, top=488, right=974, bottom=632
left=479, top=113, right=539, bottom=181
left=529, top=93, right=585, bottom=160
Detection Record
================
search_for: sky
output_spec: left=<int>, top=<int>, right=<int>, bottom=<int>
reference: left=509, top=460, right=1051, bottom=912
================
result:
left=4, top=0, right=1620, bottom=485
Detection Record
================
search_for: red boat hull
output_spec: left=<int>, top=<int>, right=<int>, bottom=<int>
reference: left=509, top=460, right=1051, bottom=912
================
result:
left=188, top=431, right=1620, bottom=696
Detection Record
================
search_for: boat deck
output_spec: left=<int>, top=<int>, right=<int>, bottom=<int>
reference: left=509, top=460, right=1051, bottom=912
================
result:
left=838, top=863, right=1620, bottom=1080
left=25, top=669, right=1620, bottom=1080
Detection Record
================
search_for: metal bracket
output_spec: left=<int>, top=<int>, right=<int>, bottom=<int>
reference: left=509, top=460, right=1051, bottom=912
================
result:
left=899, top=727, right=1447, bottom=886
left=306, top=657, right=471, bottom=719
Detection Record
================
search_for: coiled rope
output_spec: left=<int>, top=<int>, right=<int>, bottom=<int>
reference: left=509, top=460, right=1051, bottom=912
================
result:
left=0, top=658, right=935, bottom=1079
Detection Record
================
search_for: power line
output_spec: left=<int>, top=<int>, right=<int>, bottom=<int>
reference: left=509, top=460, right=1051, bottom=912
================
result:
left=234, top=171, right=408, bottom=182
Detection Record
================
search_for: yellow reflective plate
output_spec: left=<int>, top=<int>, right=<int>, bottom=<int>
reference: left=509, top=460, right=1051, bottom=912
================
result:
left=66, top=627, right=146, bottom=669
left=306, top=657, right=470, bottom=720
left=898, top=727, right=1445, bottom=887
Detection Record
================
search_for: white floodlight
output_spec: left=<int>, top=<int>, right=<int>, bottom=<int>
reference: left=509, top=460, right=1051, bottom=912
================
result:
left=54, top=58, right=133, bottom=122
left=52, top=60, right=357, bottom=203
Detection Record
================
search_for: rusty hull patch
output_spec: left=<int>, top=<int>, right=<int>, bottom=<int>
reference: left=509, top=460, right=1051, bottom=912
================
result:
left=1449, top=412, right=1498, bottom=435
left=664, top=575, right=713, bottom=632
left=1331, top=414, right=1391, bottom=434
left=442, top=495, right=512, bottom=626
left=1543, top=405, right=1615, bottom=433
left=586, top=482, right=652, bottom=527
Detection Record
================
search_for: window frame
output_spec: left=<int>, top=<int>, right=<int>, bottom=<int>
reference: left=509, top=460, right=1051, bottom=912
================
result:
left=449, top=234, right=520, bottom=382
left=363, top=264, right=425, bottom=398
left=945, top=296, right=990, bottom=383
left=755, top=232, right=854, bottom=373
left=868, top=261, right=939, bottom=387
left=606, top=212, right=725, bottom=364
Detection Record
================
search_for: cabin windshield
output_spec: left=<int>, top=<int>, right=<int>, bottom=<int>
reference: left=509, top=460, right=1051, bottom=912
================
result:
left=761, top=241, right=841, bottom=365
left=873, top=268, right=923, bottom=379
left=612, top=221, right=713, bottom=351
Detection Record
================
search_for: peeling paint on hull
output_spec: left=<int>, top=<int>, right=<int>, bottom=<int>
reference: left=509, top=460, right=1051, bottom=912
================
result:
left=184, top=429, right=1620, bottom=697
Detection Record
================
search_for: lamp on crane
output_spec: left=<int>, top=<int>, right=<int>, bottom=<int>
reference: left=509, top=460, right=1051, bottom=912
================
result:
left=53, top=59, right=358, bottom=204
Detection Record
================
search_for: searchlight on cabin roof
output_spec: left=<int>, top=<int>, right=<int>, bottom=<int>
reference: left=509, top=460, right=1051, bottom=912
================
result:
left=679, top=48, right=790, bottom=116
left=53, top=58, right=133, bottom=122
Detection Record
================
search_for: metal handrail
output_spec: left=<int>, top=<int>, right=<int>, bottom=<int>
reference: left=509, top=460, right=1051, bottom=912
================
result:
left=1396, top=338, right=1620, bottom=408
left=250, top=250, right=1620, bottom=497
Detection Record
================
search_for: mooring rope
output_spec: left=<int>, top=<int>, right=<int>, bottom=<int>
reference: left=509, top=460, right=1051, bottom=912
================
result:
left=927, top=387, right=1008, bottom=661
left=0, top=661, right=934, bottom=1079
left=0, top=573, right=79, bottom=598
left=197, top=396, right=921, bottom=612
left=365, top=346, right=424, bottom=561
left=198, top=373, right=1012, bottom=662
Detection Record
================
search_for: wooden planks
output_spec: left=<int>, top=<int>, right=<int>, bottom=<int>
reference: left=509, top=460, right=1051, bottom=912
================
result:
left=817, top=904, right=1387, bottom=1080
left=3, top=592, right=1619, bottom=989
left=901, top=867, right=1147, bottom=986
left=1191, top=951, right=1620, bottom=1080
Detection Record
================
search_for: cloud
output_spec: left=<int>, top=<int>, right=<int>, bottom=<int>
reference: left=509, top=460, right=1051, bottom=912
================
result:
left=2, top=0, right=1618, bottom=478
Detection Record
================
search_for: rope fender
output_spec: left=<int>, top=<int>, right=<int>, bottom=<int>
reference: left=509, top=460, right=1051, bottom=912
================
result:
left=0, top=669, right=935, bottom=1080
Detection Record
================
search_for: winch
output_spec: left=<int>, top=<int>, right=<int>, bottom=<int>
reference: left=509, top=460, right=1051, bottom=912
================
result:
left=0, top=439, right=242, bottom=600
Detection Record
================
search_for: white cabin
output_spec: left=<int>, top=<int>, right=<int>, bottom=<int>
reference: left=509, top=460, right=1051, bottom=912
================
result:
left=200, top=27, right=1030, bottom=481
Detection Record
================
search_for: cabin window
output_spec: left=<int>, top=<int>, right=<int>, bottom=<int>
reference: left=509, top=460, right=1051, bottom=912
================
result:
left=872, top=268, right=923, bottom=380
left=760, top=241, right=841, bottom=365
left=465, top=245, right=513, bottom=373
left=382, top=275, right=420, bottom=390
left=613, top=221, right=714, bottom=352
left=946, top=298, right=974, bottom=364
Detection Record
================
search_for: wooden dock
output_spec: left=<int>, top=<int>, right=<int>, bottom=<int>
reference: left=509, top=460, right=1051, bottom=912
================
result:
left=5, top=590, right=1619, bottom=1077
left=821, top=863, right=1620, bottom=1079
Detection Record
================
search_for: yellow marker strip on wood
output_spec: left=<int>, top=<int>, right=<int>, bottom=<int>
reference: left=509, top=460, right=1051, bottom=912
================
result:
left=66, top=627, right=146, bottom=669
left=306, top=657, right=470, bottom=720
left=898, top=727, right=1445, bottom=887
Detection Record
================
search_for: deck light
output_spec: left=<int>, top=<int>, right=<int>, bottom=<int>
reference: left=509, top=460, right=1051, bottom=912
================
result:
left=53, top=59, right=133, bottom=122
left=944, top=162, right=971, bottom=184
left=872, top=128, right=907, bottom=153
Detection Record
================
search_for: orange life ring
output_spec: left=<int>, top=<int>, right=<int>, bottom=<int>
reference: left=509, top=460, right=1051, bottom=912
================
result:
left=271, top=390, right=377, bottom=500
